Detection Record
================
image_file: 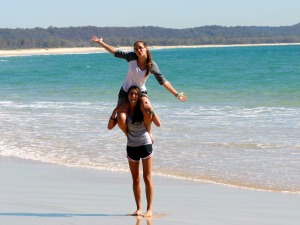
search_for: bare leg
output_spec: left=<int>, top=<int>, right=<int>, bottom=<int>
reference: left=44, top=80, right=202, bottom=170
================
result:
left=117, top=112, right=128, bottom=135
left=142, top=157, right=153, bottom=217
left=141, top=96, right=154, bottom=143
left=115, top=97, right=129, bottom=135
left=129, top=160, right=143, bottom=216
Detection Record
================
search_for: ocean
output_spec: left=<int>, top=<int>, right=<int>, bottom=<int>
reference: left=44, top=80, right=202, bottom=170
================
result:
left=1, top=45, right=299, bottom=193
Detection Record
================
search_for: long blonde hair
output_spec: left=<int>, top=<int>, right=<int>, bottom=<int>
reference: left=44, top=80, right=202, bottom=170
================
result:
left=134, top=41, right=152, bottom=76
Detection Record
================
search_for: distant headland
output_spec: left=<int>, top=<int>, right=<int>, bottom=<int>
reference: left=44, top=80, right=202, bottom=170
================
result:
left=1, top=24, right=300, bottom=50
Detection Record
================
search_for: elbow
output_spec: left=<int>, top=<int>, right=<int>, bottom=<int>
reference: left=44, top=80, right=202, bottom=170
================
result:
left=162, top=80, right=169, bottom=86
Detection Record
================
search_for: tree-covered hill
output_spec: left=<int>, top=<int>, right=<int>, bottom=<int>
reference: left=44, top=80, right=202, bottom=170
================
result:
left=0, top=23, right=300, bottom=49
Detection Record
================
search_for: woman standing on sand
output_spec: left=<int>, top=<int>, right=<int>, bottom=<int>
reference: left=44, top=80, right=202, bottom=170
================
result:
left=108, top=86, right=161, bottom=217
left=92, top=36, right=186, bottom=142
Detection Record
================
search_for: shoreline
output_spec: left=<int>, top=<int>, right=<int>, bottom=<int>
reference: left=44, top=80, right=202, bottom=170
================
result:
left=1, top=43, right=300, bottom=57
left=1, top=156, right=300, bottom=225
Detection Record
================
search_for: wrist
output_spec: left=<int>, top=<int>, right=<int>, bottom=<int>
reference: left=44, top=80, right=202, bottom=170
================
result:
left=175, top=93, right=181, bottom=99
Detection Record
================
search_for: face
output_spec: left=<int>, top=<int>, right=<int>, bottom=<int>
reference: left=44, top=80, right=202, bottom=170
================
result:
left=128, top=88, right=140, bottom=103
left=134, top=42, right=147, bottom=57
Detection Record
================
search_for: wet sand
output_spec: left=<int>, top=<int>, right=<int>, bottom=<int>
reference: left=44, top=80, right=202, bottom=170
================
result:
left=0, top=156, right=299, bottom=225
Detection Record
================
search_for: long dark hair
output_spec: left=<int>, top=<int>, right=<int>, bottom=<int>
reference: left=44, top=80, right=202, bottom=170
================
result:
left=134, top=41, right=153, bottom=77
left=127, top=86, right=144, bottom=125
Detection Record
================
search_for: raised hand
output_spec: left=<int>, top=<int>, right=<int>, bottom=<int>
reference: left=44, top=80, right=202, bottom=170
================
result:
left=91, top=36, right=103, bottom=43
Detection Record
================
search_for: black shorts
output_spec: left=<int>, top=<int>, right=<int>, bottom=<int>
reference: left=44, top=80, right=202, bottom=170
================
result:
left=126, top=144, right=153, bottom=162
left=118, top=87, right=148, bottom=100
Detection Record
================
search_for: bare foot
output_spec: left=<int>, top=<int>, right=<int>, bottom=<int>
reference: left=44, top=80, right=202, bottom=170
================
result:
left=149, top=133, right=154, bottom=144
left=143, top=210, right=153, bottom=217
left=131, top=209, right=143, bottom=216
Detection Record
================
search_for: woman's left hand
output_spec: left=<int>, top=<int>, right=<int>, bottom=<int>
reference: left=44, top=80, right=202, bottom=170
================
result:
left=177, top=92, right=187, bottom=102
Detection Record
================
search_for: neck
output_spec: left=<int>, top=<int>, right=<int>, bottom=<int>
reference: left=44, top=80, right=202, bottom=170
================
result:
left=138, top=55, right=147, bottom=62
left=137, top=58, right=147, bottom=70
left=138, top=56, right=147, bottom=62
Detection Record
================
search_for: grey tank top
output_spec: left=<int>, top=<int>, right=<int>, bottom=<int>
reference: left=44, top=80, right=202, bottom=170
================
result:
left=127, top=117, right=152, bottom=147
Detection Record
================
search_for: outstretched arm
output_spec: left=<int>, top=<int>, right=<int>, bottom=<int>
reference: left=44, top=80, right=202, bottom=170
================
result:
left=162, top=81, right=187, bottom=102
left=92, top=36, right=116, bottom=55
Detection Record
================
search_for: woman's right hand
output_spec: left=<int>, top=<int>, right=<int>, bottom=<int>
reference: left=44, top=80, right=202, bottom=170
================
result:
left=91, top=36, right=103, bottom=43
left=92, top=36, right=116, bottom=55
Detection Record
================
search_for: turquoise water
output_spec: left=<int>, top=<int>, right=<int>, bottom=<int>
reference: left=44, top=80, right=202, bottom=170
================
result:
left=1, top=45, right=300, bottom=193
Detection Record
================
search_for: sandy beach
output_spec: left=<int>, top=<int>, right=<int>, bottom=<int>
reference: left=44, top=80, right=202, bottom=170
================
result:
left=0, top=47, right=107, bottom=57
left=0, top=156, right=299, bottom=225
left=1, top=43, right=300, bottom=57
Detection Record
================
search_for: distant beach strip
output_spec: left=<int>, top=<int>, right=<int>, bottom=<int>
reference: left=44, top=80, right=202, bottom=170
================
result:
left=1, top=43, right=300, bottom=57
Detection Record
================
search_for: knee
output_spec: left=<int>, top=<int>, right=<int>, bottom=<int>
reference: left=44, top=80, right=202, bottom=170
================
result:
left=141, top=103, right=151, bottom=119
left=117, top=111, right=126, bottom=119
left=132, top=176, right=141, bottom=185
left=141, top=98, right=151, bottom=111
left=117, top=112, right=126, bottom=124
left=143, top=173, right=152, bottom=185
left=141, top=103, right=149, bottom=111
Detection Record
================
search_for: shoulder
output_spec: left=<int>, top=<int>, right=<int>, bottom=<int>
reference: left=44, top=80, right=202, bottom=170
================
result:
left=150, top=60, right=166, bottom=84
left=151, top=61, right=161, bottom=73
left=115, top=51, right=138, bottom=61
left=152, top=60, right=158, bottom=67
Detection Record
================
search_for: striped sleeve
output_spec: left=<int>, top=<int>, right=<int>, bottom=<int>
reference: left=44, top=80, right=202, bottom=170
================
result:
left=114, top=50, right=138, bottom=62
left=151, top=61, right=167, bottom=85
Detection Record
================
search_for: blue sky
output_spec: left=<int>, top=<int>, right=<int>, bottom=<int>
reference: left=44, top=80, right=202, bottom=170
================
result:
left=1, top=0, right=299, bottom=29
